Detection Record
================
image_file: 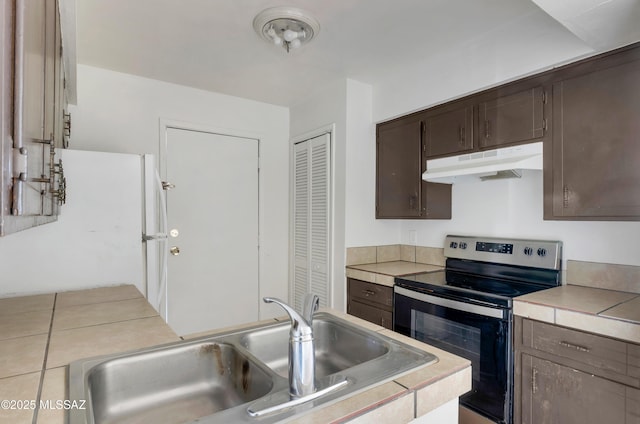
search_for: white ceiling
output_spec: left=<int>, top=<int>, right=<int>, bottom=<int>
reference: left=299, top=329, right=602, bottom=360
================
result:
left=74, top=0, right=640, bottom=107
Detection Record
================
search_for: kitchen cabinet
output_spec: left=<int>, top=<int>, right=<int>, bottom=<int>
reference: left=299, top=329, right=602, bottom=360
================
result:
left=545, top=45, right=640, bottom=220
left=514, top=317, right=640, bottom=424
left=477, top=86, right=546, bottom=149
left=376, top=114, right=452, bottom=219
left=423, top=101, right=474, bottom=157
left=423, top=85, right=547, bottom=158
left=347, top=278, right=393, bottom=329
left=0, top=0, right=67, bottom=236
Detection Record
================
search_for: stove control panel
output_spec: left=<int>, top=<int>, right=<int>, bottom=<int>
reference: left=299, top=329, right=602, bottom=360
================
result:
left=444, top=235, right=562, bottom=270
left=475, top=242, right=513, bottom=254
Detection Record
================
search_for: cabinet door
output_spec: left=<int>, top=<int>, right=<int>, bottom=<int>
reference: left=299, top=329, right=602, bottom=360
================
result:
left=376, top=116, right=452, bottom=219
left=376, top=115, right=424, bottom=218
left=18, top=0, right=48, bottom=217
left=478, top=87, right=545, bottom=149
left=547, top=57, right=640, bottom=220
left=521, top=355, right=628, bottom=424
left=424, top=104, right=474, bottom=158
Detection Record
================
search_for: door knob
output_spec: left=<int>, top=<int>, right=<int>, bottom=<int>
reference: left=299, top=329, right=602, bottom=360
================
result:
left=170, top=246, right=180, bottom=256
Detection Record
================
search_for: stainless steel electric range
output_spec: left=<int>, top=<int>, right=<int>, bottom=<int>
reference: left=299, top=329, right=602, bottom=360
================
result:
left=394, top=235, right=562, bottom=424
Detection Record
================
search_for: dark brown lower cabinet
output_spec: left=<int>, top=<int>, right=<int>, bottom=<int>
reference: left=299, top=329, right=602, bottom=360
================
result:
left=515, top=317, right=640, bottom=424
left=347, top=278, right=392, bottom=329
left=520, top=355, right=634, bottom=424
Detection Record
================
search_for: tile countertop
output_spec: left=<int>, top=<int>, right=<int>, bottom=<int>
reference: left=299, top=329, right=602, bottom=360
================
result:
left=346, top=261, right=443, bottom=287
left=0, top=285, right=180, bottom=424
left=514, top=285, right=640, bottom=344
left=0, top=285, right=471, bottom=424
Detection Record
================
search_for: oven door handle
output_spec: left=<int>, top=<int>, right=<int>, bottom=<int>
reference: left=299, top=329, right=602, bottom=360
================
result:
left=394, top=286, right=507, bottom=319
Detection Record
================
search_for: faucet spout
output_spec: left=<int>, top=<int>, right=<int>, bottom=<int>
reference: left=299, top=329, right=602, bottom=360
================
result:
left=263, top=294, right=319, bottom=398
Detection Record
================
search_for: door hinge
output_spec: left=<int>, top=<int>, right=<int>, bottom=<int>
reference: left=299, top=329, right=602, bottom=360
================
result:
left=542, top=91, right=548, bottom=104
left=542, top=118, right=548, bottom=133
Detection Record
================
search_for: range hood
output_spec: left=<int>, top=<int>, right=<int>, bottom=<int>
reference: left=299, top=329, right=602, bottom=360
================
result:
left=422, top=142, right=543, bottom=183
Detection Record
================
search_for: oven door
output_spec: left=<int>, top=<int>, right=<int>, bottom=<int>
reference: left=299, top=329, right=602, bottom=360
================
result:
left=394, top=285, right=512, bottom=424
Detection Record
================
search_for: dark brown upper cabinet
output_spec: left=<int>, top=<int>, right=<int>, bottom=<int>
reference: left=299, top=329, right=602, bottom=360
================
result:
left=478, top=86, right=546, bottom=149
left=545, top=46, right=640, bottom=220
left=376, top=114, right=451, bottom=219
left=423, top=102, right=474, bottom=158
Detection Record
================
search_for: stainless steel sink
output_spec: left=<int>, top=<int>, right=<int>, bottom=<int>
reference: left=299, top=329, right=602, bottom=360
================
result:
left=240, top=317, right=390, bottom=378
left=69, top=312, right=437, bottom=424
left=73, top=342, right=274, bottom=424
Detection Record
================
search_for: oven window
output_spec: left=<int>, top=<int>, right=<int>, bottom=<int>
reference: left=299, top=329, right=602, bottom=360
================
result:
left=411, top=311, right=481, bottom=382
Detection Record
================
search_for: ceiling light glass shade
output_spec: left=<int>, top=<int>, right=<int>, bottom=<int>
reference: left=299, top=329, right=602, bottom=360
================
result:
left=253, top=7, right=320, bottom=53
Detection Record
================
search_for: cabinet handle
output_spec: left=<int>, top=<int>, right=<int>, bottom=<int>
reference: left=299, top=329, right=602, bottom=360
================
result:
left=458, top=125, right=465, bottom=145
left=532, top=368, right=538, bottom=394
left=485, top=120, right=490, bottom=139
left=381, top=317, right=385, bottom=327
left=559, top=340, right=590, bottom=353
left=563, top=186, right=570, bottom=208
left=362, top=289, right=376, bottom=297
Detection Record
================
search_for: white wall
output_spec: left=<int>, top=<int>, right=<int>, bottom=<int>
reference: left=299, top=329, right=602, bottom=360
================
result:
left=398, top=173, right=640, bottom=268
left=0, top=65, right=291, bottom=320
left=0, top=150, right=145, bottom=296
left=372, top=8, right=594, bottom=122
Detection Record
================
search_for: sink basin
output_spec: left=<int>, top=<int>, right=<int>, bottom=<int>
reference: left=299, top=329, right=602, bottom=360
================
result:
left=69, top=312, right=437, bottom=424
left=77, top=342, right=273, bottom=424
left=240, top=318, right=389, bottom=378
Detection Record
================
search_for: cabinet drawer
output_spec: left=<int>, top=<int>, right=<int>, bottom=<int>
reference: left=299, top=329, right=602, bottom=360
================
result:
left=347, top=300, right=393, bottom=329
left=347, top=279, right=392, bottom=309
left=523, top=319, right=627, bottom=375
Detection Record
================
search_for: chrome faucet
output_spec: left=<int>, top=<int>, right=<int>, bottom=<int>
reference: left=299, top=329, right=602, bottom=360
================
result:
left=263, top=294, right=320, bottom=398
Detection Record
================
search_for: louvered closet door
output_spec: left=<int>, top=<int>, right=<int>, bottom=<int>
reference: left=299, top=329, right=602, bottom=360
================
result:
left=293, top=133, right=331, bottom=310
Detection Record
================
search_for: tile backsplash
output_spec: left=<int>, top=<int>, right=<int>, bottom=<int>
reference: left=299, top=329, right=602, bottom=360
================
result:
left=347, top=246, right=640, bottom=294
left=567, top=260, right=640, bottom=294
left=346, top=244, right=445, bottom=266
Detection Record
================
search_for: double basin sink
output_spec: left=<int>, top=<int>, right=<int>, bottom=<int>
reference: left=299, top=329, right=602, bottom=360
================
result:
left=68, top=312, right=437, bottom=424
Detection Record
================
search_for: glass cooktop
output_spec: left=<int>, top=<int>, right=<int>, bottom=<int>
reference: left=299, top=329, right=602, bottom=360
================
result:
left=395, top=269, right=555, bottom=309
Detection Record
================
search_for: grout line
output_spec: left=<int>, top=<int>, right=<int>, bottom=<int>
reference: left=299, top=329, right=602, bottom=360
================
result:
left=32, top=293, right=57, bottom=424
left=55, top=295, right=144, bottom=310
left=51, top=314, right=162, bottom=334
left=52, top=312, right=160, bottom=333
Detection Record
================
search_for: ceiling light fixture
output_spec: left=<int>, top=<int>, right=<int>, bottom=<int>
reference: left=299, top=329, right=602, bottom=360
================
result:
left=253, top=7, right=320, bottom=53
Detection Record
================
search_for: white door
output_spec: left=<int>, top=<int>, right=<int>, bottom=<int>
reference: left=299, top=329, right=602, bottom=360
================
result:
left=164, top=127, right=259, bottom=336
left=292, top=133, right=331, bottom=310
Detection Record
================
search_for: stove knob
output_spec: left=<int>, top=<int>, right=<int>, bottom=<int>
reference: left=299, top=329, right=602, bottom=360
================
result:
left=459, top=242, right=467, bottom=249
left=537, top=248, right=547, bottom=257
left=450, top=242, right=458, bottom=248
left=524, top=247, right=533, bottom=256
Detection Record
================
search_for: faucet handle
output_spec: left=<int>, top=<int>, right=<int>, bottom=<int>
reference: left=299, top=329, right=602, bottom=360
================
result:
left=302, top=293, right=320, bottom=323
